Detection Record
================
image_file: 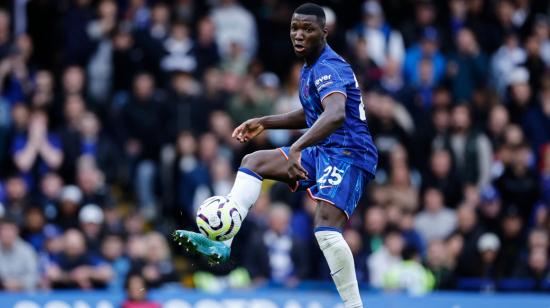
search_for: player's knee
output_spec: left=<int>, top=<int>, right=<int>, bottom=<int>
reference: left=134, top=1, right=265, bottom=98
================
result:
left=241, top=152, right=262, bottom=172
left=313, top=202, right=347, bottom=229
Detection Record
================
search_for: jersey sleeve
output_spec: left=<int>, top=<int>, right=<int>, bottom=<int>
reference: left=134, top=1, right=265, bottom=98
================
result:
left=313, top=61, right=349, bottom=102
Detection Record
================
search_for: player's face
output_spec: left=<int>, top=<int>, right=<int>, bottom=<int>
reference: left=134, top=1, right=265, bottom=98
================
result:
left=290, top=14, right=327, bottom=58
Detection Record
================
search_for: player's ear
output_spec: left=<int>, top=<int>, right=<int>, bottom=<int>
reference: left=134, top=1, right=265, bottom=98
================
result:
left=322, top=26, right=328, bottom=39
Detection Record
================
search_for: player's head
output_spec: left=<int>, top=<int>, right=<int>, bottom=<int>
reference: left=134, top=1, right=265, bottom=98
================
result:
left=290, top=3, right=328, bottom=59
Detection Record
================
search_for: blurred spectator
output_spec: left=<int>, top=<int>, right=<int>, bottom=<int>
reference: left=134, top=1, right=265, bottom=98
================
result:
left=101, top=233, right=130, bottom=291
left=62, top=0, right=95, bottom=66
left=59, top=94, right=86, bottom=181
left=454, top=204, right=484, bottom=277
left=21, top=206, right=47, bottom=252
left=401, top=0, right=441, bottom=47
left=166, top=70, right=207, bottom=137
left=379, top=58, right=411, bottom=106
left=77, top=112, right=119, bottom=182
left=3, top=175, right=29, bottom=224
left=384, top=162, right=418, bottom=212
left=497, top=207, right=525, bottom=278
left=45, top=229, right=112, bottom=289
left=119, top=72, right=165, bottom=219
left=122, top=273, right=161, bottom=308
left=494, top=142, right=539, bottom=222
left=160, top=21, right=197, bottom=76
left=528, top=228, right=549, bottom=252
left=0, top=35, right=35, bottom=104
left=399, top=208, right=424, bottom=255
left=123, top=0, right=150, bottom=29
left=512, top=247, right=550, bottom=290
left=382, top=245, right=434, bottom=295
left=445, top=104, right=492, bottom=189
left=487, top=104, right=510, bottom=150
left=210, top=0, right=257, bottom=62
left=86, top=0, right=118, bottom=104
left=426, top=239, right=455, bottom=289
left=523, top=35, right=545, bottom=93
left=112, top=24, right=145, bottom=95
left=474, top=232, right=501, bottom=278
left=76, top=156, right=114, bottom=208
left=12, top=109, right=63, bottom=187
left=55, top=185, right=82, bottom=230
left=414, top=188, right=457, bottom=243
left=38, top=172, right=63, bottom=219
left=195, top=17, right=221, bottom=78
left=348, top=0, right=405, bottom=67
left=477, top=186, right=503, bottom=233
left=446, top=28, right=488, bottom=102
left=490, top=32, right=526, bottom=96
left=31, top=72, right=54, bottom=107
left=133, top=2, right=170, bottom=82
left=0, top=217, right=38, bottom=291
left=362, top=206, right=386, bottom=255
left=130, top=231, right=177, bottom=288
left=229, top=75, right=273, bottom=125
left=423, top=148, right=462, bottom=207
left=507, top=67, right=535, bottom=124
left=175, top=131, right=211, bottom=222
left=244, top=203, right=309, bottom=286
left=403, top=27, right=446, bottom=87
left=368, top=228, right=404, bottom=288
left=369, top=94, right=412, bottom=173
left=79, top=203, right=105, bottom=256
left=322, top=6, right=347, bottom=57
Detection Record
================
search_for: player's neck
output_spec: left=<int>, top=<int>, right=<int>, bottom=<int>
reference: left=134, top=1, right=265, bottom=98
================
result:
left=304, top=43, right=327, bottom=66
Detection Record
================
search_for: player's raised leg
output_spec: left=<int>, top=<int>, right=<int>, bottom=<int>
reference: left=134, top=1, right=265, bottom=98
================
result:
left=173, top=149, right=292, bottom=263
left=314, top=202, right=363, bottom=308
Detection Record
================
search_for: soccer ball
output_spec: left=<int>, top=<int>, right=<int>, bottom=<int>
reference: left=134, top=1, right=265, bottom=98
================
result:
left=196, top=196, right=242, bottom=241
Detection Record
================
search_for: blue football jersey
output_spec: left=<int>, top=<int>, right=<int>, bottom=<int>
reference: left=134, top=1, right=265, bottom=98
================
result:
left=298, top=45, right=378, bottom=176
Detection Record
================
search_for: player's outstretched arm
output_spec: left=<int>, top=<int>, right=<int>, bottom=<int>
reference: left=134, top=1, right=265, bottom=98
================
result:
left=290, top=92, right=345, bottom=152
left=232, top=108, right=306, bottom=143
left=286, top=92, right=346, bottom=180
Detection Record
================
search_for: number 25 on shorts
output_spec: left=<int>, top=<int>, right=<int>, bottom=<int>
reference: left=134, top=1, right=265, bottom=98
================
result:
left=318, top=166, right=344, bottom=186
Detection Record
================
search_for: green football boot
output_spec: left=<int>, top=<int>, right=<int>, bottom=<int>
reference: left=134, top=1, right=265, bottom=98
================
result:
left=172, top=230, right=231, bottom=264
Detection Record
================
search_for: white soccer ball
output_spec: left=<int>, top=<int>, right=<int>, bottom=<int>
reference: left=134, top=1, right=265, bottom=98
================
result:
left=196, top=196, right=242, bottom=241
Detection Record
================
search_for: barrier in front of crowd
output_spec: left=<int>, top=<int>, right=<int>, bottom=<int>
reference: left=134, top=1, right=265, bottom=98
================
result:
left=2, top=287, right=550, bottom=308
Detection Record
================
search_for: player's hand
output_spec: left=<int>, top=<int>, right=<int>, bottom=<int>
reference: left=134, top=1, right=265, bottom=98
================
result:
left=232, top=118, right=265, bottom=143
left=287, top=147, right=308, bottom=181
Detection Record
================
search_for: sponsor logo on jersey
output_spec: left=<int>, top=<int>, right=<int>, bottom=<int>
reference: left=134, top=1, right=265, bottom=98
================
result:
left=314, top=74, right=331, bottom=86
left=315, top=75, right=333, bottom=91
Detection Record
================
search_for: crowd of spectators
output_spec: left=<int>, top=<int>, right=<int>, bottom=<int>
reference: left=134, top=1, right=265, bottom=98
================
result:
left=0, top=0, right=549, bottom=294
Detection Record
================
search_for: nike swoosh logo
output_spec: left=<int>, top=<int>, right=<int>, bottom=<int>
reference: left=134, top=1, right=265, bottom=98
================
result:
left=319, top=185, right=334, bottom=189
left=331, top=267, right=344, bottom=277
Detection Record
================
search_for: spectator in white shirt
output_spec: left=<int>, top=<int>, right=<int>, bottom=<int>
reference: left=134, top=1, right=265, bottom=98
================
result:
left=0, top=217, right=38, bottom=291
left=210, top=0, right=257, bottom=61
left=415, top=188, right=457, bottom=243
left=368, top=228, right=404, bottom=288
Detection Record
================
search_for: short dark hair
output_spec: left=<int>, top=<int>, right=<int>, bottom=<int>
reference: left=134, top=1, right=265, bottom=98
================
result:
left=0, top=216, right=18, bottom=227
left=294, top=3, right=326, bottom=27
